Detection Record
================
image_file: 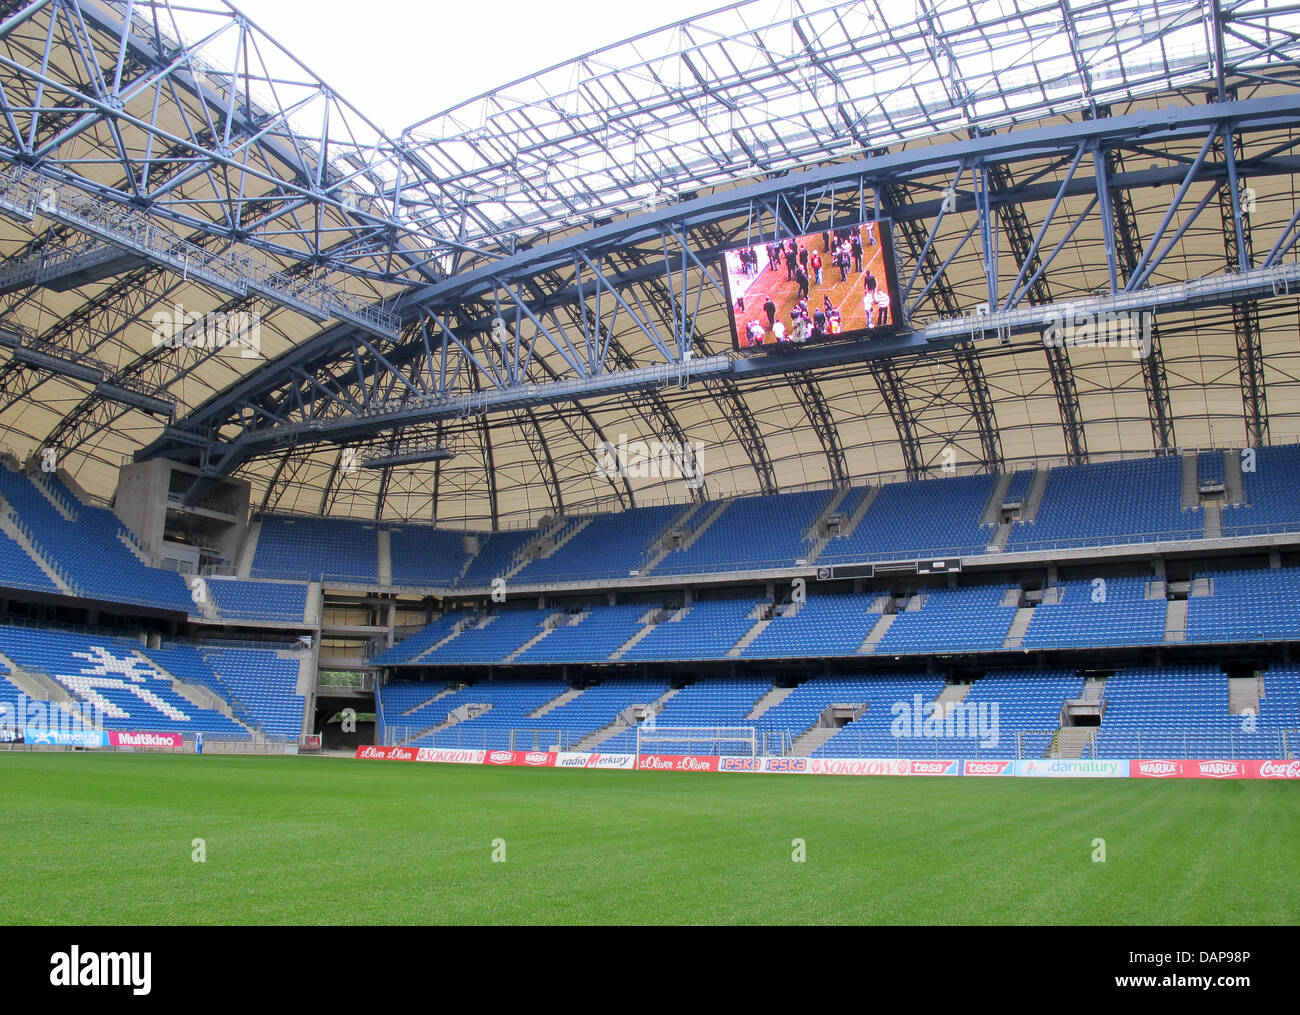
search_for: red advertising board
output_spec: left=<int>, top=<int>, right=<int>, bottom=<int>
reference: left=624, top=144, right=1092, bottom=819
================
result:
left=635, top=754, right=720, bottom=773
left=1131, top=758, right=1300, bottom=779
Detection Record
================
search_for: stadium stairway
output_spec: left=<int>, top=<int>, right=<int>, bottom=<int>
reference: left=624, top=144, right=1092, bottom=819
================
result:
left=1224, top=450, right=1246, bottom=505
left=1002, top=606, right=1035, bottom=648
left=378, top=529, right=392, bottom=585
left=576, top=687, right=679, bottom=751
left=1180, top=453, right=1200, bottom=510
left=1164, top=598, right=1188, bottom=642
left=1051, top=728, right=1096, bottom=758
left=809, top=486, right=880, bottom=563
left=0, top=650, right=76, bottom=704
left=408, top=702, right=491, bottom=743
left=802, top=488, right=849, bottom=562
left=530, top=686, right=583, bottom=717
left=791, top=723, right=840, bottom=756
left=1021, top=469, right=1050, bottom=522
left=134, top=651, right=249, bottom=729
left=403, top=684, right=460, bottom=716
left=1228, top=676, right=1261, bottom=715
left=639, top=503, right=705, bottom=573
left=747, top=685, right=792, bottom=719
left=236, top=521, right=261, bottom=578
left=609, top=607, right=667, bottom=661
left=1081, top=676, right=1107, bottom=704
left=980, top=472, right=1016, bottom=527
left=414, top=614, right=479, bottom=662
left=931, top=681, right=972, bottom=719
left=503, top=611, right=570, bottom=662
left=190, top=578, right=222, bottom=623
left=646, top=500, right=731, bottom=573
left=857, top=601, right=897, bottom=654
left=30, top=472, right=77, bottom=521
left=0, top=502, right=73, bottom=592
left=728, top=602, right=776, bottom=658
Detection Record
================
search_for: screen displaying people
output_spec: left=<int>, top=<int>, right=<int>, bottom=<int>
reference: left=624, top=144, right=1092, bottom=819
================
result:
left=723, top=221, right=902, bottom=350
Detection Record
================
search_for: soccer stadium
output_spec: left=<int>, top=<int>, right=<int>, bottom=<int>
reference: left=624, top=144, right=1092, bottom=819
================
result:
left=1, top=0, right=1299, bottom=932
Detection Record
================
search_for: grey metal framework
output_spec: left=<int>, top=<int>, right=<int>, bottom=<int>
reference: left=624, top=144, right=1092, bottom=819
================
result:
left=2, top=1, right=1300, bottom=528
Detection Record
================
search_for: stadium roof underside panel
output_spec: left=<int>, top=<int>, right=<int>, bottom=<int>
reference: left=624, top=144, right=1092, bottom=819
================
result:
left=4, top=1, right=1300, bottom=528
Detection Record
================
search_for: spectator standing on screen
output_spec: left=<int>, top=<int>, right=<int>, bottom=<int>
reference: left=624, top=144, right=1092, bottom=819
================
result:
left=851, top=231, right=863, bottom=272
left=795, top=265, right=809, bottom=301
left=810, top=249, right=823, bottom=285
left=767, top=242, right=780, bottom=272
left=873, top=287, right=891, bottom=328
left=865, top=270, right=877, bottom=294
left=763, top=297, right=776, bottom=328
left=784, top=242, right=797, bottom=280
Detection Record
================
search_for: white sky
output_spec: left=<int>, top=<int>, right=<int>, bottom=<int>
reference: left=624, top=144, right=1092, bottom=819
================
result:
left=228, top=0, right=725, bottom=135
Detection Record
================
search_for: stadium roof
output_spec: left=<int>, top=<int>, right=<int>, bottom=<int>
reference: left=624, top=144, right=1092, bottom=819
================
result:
left=3, top=0, right=1300, bottom=530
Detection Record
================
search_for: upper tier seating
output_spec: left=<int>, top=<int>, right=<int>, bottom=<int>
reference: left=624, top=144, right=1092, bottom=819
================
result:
left=619, top=598, right=766, bottom=661
left=742, top=592, right=882, bottom=658
left=651, top=490, right=832, bottom=574
left=1223, top=444, right=1300, bottom=535
left=426, top=606, right=554, bottom=664
left=1007, top=456, right=1198, bottom=548
left=371, top=611, right=472, bottom=666
left=1020, top=577, right=1166, bottom=649
left=1185, top=567, right=1300, bottom=643
left=1003, top=469, right=1033, bottom=504
left=873, top=584, right=1018, bottom=655
left=819, top=473, right=997, bottom=562
left=205, top=578, right=308, bottom=623
left=513, top=604, right=648, bottom=664
left=458, top=529, right=538, bottom=586
left=388, top=525, right=471, bottom=585
left=1198, top=451, right=1226, bottom=486
left=513, top=505, right=682, bottom=583
left=253, top=515, right=378, bottom=582
left=0, top=462, right=193, bottom=612
left=0, top=528, right=59, bottom=594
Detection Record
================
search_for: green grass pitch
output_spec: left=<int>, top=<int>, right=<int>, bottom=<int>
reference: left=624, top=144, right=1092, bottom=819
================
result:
left=1, top=752, right=1297, bottom=925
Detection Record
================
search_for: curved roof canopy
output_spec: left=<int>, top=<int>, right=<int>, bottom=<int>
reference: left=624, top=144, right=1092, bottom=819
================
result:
left=2, top=0, right=1300, bottom=530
